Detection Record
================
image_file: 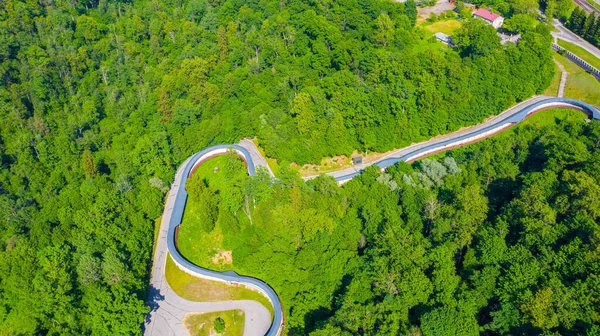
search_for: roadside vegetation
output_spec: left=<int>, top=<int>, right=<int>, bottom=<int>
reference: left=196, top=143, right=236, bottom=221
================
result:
left=177, top=107, right=600, bottom=334
left=557, top=39, right=600, bottom=69
left=183, top=310, right=245, bottom=336
left=553, top=53, right=600, bottom=104
left=545, top=59, right=564, bottom=96
left=164, top=254, right=273, bottom=316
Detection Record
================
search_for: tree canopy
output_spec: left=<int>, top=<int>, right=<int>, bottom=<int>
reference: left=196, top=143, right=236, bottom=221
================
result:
left=0, top=0, right=563, bottom=334
left=180, top=111, right=600, bottom=335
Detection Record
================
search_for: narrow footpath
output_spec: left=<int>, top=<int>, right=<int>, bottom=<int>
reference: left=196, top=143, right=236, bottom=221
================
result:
left=554, top=59, right=568, bottom=98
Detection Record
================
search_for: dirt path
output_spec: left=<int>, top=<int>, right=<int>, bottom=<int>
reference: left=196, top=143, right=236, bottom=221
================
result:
left=554, top=59, right=568, bottom=98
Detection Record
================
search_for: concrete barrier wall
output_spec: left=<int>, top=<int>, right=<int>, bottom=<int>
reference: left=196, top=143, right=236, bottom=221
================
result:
left=553, top=43, right=600, bottom=82
left=333, top=98, right=600, bottom=182
left=164, top=99, right=599, bottom=336
left=166, top=145, right=284, bottom=336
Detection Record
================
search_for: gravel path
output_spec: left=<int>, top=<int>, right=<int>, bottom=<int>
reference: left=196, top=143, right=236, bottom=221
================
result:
left=418, top=0, right=455, bottom=17
left=554, top=59, right=568, bottom=98
left=238, top=139, right=275, bottom=177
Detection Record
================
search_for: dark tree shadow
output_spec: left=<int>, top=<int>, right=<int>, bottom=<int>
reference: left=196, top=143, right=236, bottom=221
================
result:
left=144, top=284, right=165, bottom=326
left=303, top=274, right=354, bottom=333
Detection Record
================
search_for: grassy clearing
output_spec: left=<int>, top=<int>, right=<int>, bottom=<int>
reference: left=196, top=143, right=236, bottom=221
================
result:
left=557, top=39, right=600, bottom=70
left=178, top=219, right=226, bottom=269
left=544, top=60, right=563, bottom=97
left=553, top=54, right=600, bottom=105
left=183, top=310, right=245, bottom=336
left=412, top=38, right=450, bottom=54
left=165, top=254, right=274, bottom=316
left=177, top=155, right=249, bottom=270
left=296, top=149, right=400, bottom=177
left=422, top=19, right=462, bottom=35
left=518, top=108, right=588, bottom=128
left=495, top=108, right=587, bottom=141
left=413, top=19, right=461, bottom=54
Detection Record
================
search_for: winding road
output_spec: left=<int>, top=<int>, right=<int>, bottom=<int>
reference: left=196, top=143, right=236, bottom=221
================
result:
left=552, top=19, right=600, bottom=60
left=144, top=97, right=599, bottom=336
left=573, top=0, right=600, bottom=15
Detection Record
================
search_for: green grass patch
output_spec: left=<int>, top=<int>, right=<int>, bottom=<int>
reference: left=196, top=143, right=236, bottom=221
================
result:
left=553, top=54, right=600, bottom=105
left=177, top=154, right=249, bottom=270
left=557, top=39, right=600, bottom=70
left=544, top=60, right=563, bottom=97
left=585, top=0, right=600, bottom=11
left=492, top=108, right=588, bottom=141
left=183, top=310, right=245, bottom=336
left=422, top=19, right=462, bottom=35
left=518, top=108, right=588, bottom=128
left=413, top=20, right=461, bottom=54
left=165, top=254, right=274, bottom=316
left=412, top=38, right=449, bottom=54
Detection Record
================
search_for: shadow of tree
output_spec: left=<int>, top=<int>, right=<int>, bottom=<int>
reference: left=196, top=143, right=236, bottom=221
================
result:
left=144, top=284, right=166, bottom=325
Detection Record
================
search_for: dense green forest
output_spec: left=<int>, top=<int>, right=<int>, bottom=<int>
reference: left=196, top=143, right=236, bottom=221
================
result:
left=184, top=111, right=600, bottom=335
left=0, top=0, right=565, bottom=333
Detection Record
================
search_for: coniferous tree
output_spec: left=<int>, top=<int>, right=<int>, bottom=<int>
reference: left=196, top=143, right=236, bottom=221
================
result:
left=567, top=7, right=587, bottom=34
left=583, top=13, right=597, bottom=40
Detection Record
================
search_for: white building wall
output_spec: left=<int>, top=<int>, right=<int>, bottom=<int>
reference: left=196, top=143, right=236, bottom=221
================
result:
left=493, top=17, right=504, bottom=29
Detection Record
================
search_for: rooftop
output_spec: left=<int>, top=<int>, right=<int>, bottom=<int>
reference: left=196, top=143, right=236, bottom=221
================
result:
left=435, top=32, right=452, bottom=43
left=473, top=8, right=501, bottom=22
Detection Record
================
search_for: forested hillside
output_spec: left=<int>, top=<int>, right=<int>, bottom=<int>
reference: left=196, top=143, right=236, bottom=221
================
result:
left=0, top=0, right=558, bottom=334
left=185, top=111, right=600, bottom=335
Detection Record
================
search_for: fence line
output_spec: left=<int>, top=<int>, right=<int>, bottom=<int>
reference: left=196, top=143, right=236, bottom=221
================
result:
left=552, top=43, right=600, bottom=83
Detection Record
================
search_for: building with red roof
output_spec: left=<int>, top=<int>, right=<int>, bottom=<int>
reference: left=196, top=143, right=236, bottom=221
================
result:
left=473, top=8, right=504, bottom=29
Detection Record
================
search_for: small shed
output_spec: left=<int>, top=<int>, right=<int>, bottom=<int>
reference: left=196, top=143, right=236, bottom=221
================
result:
left=434, top=32, right=455, bottom=48
left=352, top=156, right=363, bottom=165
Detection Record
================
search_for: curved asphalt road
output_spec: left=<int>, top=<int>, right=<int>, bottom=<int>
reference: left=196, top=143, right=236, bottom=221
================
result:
left=307, top=96, right=600, bottom=183
left=143, top=143, right=277, bottom=336
left=145, top=96, right=599, bottom=336
left=552, top=19, right=600, bottom=60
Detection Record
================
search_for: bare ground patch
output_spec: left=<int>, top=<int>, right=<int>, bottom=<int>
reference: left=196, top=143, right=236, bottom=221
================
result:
left=212, top=250, right=233, bottom=266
